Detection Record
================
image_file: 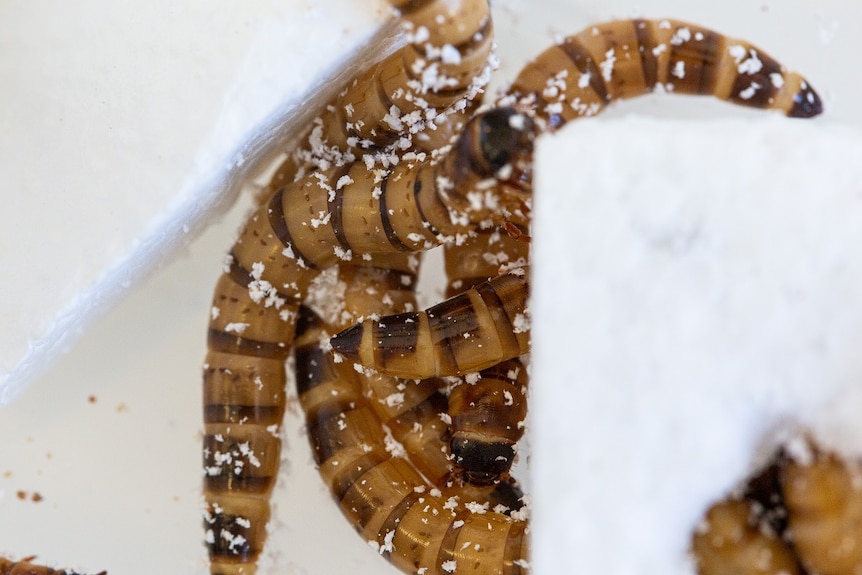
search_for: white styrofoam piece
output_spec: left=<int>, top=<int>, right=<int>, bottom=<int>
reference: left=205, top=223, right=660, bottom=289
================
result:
left=532, top=116, right=862, bottom=574
left=2, top=0, right=862, bottom=574
left=0, top=0, right=392, bottom=404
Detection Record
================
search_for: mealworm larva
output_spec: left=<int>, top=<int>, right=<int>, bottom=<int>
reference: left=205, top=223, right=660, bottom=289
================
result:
left=502, top=18, right=822, bottom=129
left=335, top=256, right=456, bottom=486
left=294, top=305, right=529, bottom=575
left=0, top=557, right=105, bottom=575
left=263, top=0, right=493, bottom=195
left=203, top=108, right=533, bottom=573
left=331, top=18, right=824, bottom=382
left=204, top=9, right=824, bottom=575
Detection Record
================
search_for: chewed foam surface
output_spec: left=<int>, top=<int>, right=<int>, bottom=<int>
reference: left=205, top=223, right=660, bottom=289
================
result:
left=531, top=116, right=862, bottom=574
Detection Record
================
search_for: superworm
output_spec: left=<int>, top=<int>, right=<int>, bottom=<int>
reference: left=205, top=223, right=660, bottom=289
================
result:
left=262, top=0, right=493, bottom=196
left=202, top=107, right=533, bottom=574
left=203, top=12, right=824, bottom=575
left=293, top=292, right=529, bottom=574
left=503, top=18, right=822, bottom=129
left=331, top=17, right=823, bottom=381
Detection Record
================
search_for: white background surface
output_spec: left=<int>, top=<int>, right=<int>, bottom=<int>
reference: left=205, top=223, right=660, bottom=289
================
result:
left=1, top=0, right=861, bottom=574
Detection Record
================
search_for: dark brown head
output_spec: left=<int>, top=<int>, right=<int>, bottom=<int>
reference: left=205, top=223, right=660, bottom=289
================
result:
left=444, top=107, right=536, bottom=229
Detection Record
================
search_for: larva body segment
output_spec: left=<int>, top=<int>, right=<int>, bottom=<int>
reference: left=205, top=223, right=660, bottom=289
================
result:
left=330, top=269, right=530, bottom=379
left=294, top=305, right=530, bottom=575
left=262, top=0, right=493, bottom=195
left=504, top=18, right=822, bottom=130
left=691, top=498, right=803, bottom=575
left=448, top=357, right=528, bottom=485
left=0, top=558, right=105, bottom=575
left=441, top=231, right=531, bottom=484
left=781, top=450, right=862, bottom=575
left=336, top=257, right=456, bottom=486
left=203, top=106, right=533, bottom=575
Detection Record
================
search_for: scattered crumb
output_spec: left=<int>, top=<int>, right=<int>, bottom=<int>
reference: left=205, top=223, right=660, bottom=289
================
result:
left=16, top=490, right=43, bottom=503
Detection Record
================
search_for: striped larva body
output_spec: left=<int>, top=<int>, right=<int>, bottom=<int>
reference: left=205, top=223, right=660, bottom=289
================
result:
left=262, top=0, right=493, bottom=196
left=442, top=232, right=530, bottom=484
left=203, top=9, right=823, bottom=575
left=331, top=18, right=822, bottom=383
left=780, top=448, right=862, bottom=575
left=503, top=18, right=822, bottom=129
left=330, top=269, right=530, bottom=380
left=294, top=300, right=529, bottom=575
left=203, top=108, right=534, bottom=573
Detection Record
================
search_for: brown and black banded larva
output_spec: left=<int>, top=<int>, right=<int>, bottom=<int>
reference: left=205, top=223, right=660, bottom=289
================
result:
left=202, top=5, right=826, bottom=574
left=291, top=253, right=529, bottom=574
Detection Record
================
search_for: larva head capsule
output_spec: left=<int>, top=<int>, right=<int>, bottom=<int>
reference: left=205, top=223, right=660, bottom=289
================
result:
left=444, top=107, right=537, bottom=230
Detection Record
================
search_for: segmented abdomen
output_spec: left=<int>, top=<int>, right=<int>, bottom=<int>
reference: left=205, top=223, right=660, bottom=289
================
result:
left=264, top=0, right=493, bottom=194
left=506, top=18, right=822, bottom=128
left=295, top=305, right=529, bottom=575
left=331, top=269, right=530, bottom=379
left=781, top=449, right=862, bottom=575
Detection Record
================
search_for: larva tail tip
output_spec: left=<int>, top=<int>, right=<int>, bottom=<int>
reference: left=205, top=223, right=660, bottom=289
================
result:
left=330, top=323, right=364, bottom=358
left=789, top=86, right=824, bottom=118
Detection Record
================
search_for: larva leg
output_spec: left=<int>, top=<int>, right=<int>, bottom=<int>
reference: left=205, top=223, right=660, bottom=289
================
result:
left=781, top=447, right=862, bottom=575
left=0, top=557, right=105, bottom=575
left=503, top=18, right=822, bottom=130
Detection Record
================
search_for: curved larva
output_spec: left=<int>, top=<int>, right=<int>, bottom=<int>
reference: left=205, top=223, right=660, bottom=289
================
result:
left=203, top=11, right=825, bottom=575
left=0, top=557, right=105, bottom=575
left=336, top=255, right=456, bottom=486
left=782, top=450, right=862, bottom=575
left=329, top=19, right=824, bottom=383
left=294, top=305, right=529, bottom=575
left=263, top=0, right=493, bottom=195
left=203, top=109, right=533, bottom=574
left=503, top=18, right=823, bottom=129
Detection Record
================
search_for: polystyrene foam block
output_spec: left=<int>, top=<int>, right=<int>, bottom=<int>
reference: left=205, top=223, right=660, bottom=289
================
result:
left=531, top=116, right=862, bottom=574
left=0, top=0, right=391, bottom=404
left=2, top=1, right=861, bottom=573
